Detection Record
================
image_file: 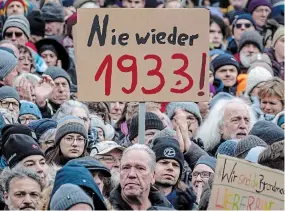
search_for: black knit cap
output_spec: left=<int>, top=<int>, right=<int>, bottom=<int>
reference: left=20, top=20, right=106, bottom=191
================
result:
left=1, top=124, right=38, bottom=156
left=3, top=134, right=44, bottom=168
left=27, top=10, right=45, bottom=37
left=152, top=137, right=184, bottom=177
left=129, top=112, right=164, bottom=141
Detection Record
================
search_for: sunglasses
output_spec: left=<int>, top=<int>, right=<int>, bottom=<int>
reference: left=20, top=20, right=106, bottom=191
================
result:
left=235, top=23, right=252, bottom=29
left=5, top=31, right=23, bottom=38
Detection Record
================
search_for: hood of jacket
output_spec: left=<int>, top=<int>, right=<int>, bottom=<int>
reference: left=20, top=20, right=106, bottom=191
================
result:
left=109, top=185, right=173, bottom=210
left=48, top=163, right=107, bottom=210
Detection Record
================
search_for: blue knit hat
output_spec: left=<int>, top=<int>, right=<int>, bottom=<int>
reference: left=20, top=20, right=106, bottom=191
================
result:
left=232, top=13, right=256, bottom=35
left=215, top=140, right=238, bottom=157
left=194, top=155, right=216, bottom=171
left=210, top=92, right=233, bottom=109
left=211, top=53, right=240, bottom=73
left=19, top=101, right=42, bottom=119
left=166, top=102, right=202, bottom=125
left=28, top=118, right=57, bottom=140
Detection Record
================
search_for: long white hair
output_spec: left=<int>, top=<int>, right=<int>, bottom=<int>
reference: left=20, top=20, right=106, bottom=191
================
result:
left=196, top=97, right=257, bottom=152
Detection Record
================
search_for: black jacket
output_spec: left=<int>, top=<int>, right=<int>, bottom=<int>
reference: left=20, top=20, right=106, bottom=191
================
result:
left=109, top=185, right=174, bottom=210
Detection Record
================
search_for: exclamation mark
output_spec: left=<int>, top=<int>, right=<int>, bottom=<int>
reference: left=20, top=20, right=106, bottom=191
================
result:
left=198, top=52, right=207, bottom=96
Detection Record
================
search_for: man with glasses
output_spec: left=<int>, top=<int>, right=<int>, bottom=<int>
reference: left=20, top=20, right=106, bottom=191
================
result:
left=19, top=101, right=42, bottom=125
left=227, top=13, right=256, bottom=55
left=0, top=86, right=20, bottom=121
left=1, top=167, right=44, bottom=210
left=2, top=15, right=30, bottom=46
left=191, top=155, right=216, bottom=204
left=90, top=141, right=124, bottom=197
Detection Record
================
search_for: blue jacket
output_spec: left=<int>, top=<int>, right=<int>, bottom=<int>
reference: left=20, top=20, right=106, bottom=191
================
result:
left=49, top=163, right=107, bottom=210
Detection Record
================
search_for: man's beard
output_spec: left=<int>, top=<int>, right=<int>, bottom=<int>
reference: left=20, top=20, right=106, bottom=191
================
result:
left=240, top=52, right=256, bottom=68
left=7, top=198, right=35, bottom=210
left=110, top=168, right=120, bottom=189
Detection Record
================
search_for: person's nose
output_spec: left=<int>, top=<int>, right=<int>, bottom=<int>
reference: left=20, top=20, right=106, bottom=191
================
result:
left=8, top=103, right=14, bottom=111
left=35, top=163, right=44, bottom=174
left=128, top=167, right=137, bottom=178
left=11, top=33, right=16, bottom=41
left=239, top=119, right=247, bottom=129
left=113, top=158, right=120, bottom=169
left=225, top=70, right=231, bottom=76
left=166, top=163, right=174, bottom=172
left=264, top=103, right=271, bottom=111
left=71, top=140, right=78, bottom=147
left=23, top=194, right=33, bottom=204
left=196, top=174, right=203, bottom=182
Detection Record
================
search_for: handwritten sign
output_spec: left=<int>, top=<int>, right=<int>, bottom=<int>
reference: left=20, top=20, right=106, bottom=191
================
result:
left=75, top=8, right=209, bottom=102
left=208, top=155, right=284, bottom=210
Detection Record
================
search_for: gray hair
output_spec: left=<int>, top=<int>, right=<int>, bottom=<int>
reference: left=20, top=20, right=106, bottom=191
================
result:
left=1, top=166, right=44, bottom=193
left=196, top=97, right=257, bottom=152
left=122, top=144, right=156, bottom=173
left=39, top=128, right=56, bottom=144
left=13, top=73, right=41, bottom=88
left=52, top=100, right=90, bottom=121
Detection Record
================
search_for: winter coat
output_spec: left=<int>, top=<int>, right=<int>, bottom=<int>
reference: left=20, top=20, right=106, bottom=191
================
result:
left=109, top=185, right=174, bottom=210
left=184, top=139, right=208, bottom=170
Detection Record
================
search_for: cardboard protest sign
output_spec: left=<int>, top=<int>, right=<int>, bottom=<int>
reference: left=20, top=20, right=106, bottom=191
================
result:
left=208, top=155, right=284, bottom=210
left=75, top=8, right=209, bottom=102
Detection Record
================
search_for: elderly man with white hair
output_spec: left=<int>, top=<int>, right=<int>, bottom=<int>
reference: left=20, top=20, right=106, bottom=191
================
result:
left=196, top=97, right=256, bottom=156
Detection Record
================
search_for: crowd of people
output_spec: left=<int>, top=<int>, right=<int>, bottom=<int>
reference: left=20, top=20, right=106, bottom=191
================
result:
left=0, top=0, right=284, bottom=210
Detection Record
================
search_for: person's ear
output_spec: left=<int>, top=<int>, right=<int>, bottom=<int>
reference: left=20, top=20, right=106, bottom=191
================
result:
left=150, top=171, right=155, bottom=185
left=4, top=191, right=8, bottom=204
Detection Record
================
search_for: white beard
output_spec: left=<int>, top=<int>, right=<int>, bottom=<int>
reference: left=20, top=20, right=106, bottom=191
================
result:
left=110, top=168, right=120, bottom=189
left=240, top=52, right=257, bottom=68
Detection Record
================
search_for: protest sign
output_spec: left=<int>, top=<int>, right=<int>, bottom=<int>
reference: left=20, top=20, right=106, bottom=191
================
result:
left=75, top=8, right=209, bottom=102
left=208, top=155, right=284, bottom=210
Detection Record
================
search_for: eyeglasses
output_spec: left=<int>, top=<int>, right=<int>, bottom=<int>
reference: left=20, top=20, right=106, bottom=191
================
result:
left=187, top=115, right=198, bottom=124
left=235, top=23, right=252, bottom=29
left=192, top=171, right=213, bottom=179
left=64, top=136, right=86, bottom=145
left=98, top=155, right=121, bottom=164
left=5, top=31, right=23, bottom=38
left=254, top=8, right=271, bottom=15
left=0, top=101, right=19, bottom=109
left=19, top=116, right=38, bottom=124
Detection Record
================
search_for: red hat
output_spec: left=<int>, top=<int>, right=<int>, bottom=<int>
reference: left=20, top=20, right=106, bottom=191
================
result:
left=4, top=0, right=26, bottom=8
left=26, top=41, right=37, bottom=53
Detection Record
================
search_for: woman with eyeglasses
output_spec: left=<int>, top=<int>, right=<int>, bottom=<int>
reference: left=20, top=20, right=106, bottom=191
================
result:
left=46, top=116, right=88, bottom=166
left=17, top=45, right=35, bottom=73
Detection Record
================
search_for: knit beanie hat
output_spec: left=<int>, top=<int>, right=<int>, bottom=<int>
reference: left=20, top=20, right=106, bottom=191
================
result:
left=55, top=116, right=88, bottom=145
left=249, top=120, right=284, bottom=145
left=50, top=183, right=94, bottom=210
left=248, top=53, right=273, bottom=74
left=232, top=13, right=256, bottom=34
left=0, top=86, right=20, bottom=103
left=210, top=92, right=233, bottom=109
left=3, top=134, right=44, bottom=168
left=247, top=0, right=272, bottom=13
left=238, top=30, right=263, bottom=52
left=244, top=146, right=266, bottom=163
left=0, top=50, right=18, bottom=81
left=3, top=0, right=29, bottom=19
left=194, top=155, right=216, bottom=171
left=41, top=2, right=64, bottom=23
left=209, top=49, right=225, bottom=58
left=166, top=102, right=202, bottom=125
left=19, top=100, right=42, bottom=119
left=277, top=114, right=284, bottom=127
left=3, top=15, right=30, bottom=39
left=129, top=112, right=164, bottom=141
left=151, top=128, right=176, bottom=146
left=211, top=53, right=240, bottom=73
left=258, top=140, right=284, bottom=171
left=44, top=66, right=71, bottom=87
left=27, top=10, right=45, bottom=37
left=272, top=26, right=285, bottom=48
left=234, top=135, right=267, bottom=158
left=152, top=137, right=184, bottom=177
left=1, top=124, right=37, bottom=155
left=28, top=118, right=57, bottom=140
left=244, top=66, right=273, bottom=97
left=215, top=140, right=238, bottom=157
